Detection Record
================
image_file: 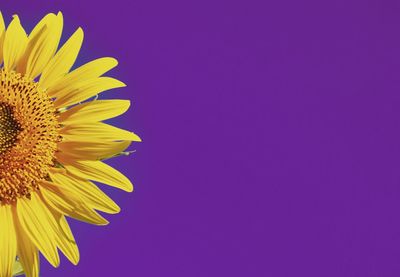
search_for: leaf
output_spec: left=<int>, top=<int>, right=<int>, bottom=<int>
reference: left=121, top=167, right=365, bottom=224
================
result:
left=12, top=259, right=24, bottom=276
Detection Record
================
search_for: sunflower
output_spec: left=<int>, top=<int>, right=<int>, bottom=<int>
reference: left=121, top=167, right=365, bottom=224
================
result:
left=0, top=12, right=140, bottom=277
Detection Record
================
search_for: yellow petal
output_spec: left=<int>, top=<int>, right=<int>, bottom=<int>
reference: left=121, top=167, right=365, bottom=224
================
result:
left=13, top=209, right=39, bottom=277
left=57, top=140, right=131, bottom=160
left=59, top=159, right=133, bottom=192
left=57, top=140, right=131, bottom=161
left=39, top=27, right=84, bottom=90
left=0, top=205, right=17, bottom=277
left=48, top=57, right=119, bottom=97
left=58, top=99, right=130, bottom=124
left=17, top=13, right=55, bottom=75
left=27, top=13, right=56, bottom=39
left=33, top=191, right=80, bottom=265
left=48, top=210, right=80, bottom=265
left=49, top=170, right=120, bottom=214
left=16, top=193, right=60, bottom=268
left=61, top=122, right=141, bottom=142
left=40, top=181, right=109, bottom=225
left=53, top=77, right=125, bottom=108
left=0, top=12, right=6, bottom=64
left=3, top=15, right=28, bottom=71
left=21, top=12, right=63, bottom=79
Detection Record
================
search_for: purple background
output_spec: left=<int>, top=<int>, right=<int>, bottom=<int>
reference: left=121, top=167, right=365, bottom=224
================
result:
left=4, top=0, right=400, bottom=276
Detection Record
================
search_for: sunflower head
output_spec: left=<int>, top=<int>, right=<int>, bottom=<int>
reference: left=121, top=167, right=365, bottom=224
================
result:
left=0, top=11, right=140, bottom=277
left=0, top=70, right=60, bottom=204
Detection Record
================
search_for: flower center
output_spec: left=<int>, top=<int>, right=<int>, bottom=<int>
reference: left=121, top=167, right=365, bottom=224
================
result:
left=0, top=70, right=60, bottom=204
left=0, top=103, right=22, bottom=154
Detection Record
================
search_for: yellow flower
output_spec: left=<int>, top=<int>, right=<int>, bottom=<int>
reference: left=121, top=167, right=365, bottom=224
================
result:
left=0, top=12, right=140, bottom=277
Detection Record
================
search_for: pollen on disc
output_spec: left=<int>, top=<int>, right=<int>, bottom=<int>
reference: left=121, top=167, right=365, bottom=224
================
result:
left=0, top=69, right=60, bottom=204
left=0, top=103, right=22, bottom=154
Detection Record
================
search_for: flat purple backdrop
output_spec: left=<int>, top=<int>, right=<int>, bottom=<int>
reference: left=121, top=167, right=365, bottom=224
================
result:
left=4, top=0, right=400, bottom=276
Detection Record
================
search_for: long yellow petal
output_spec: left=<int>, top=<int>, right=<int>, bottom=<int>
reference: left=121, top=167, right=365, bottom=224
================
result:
left=27, top=13, right=56, bottom=39
left=59, top=159, right=133, bottom=192
left=21, top=12, right=63, bottom=79
left=40, top=181, right=108, bottom=225
left=53, top=77, right=125, bottom=108
left=48, top=210, right=80, bottom=265
left=39, top=27, right=84, bottom=90
left=48, top=57, right=118, bottom=97
left=0, top=12, right=6, bottom=64
left=61, top=122, right=141, bottom=142
left=16, top=193, right=60, bottom=268
left=17, top=13, right=55, bottom=75
left=49, top=169, right=120, bottom=214
left=13, top=208, right=39, bottom=277
left=57, top=140, right=131, bottom=161
left=58, top=99, right=130, bottom=124
left=3, top=15, right=27, bottom=71
left=33, top=192, right=80, bottom=265
left=0, top=205, right=17, bottom=277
